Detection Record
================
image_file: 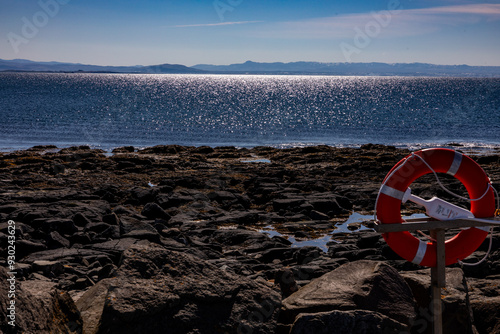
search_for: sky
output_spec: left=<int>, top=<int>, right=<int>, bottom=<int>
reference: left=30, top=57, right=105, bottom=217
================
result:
left=1, top=0, right=500, bottom=66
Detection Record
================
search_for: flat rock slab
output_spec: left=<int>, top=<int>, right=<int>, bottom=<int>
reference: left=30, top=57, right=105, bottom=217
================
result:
left=84, top=238, right=151, bottom=258
left=281, top=260, right=416, bottom=327
left=21, top=248, right=110, bottom=263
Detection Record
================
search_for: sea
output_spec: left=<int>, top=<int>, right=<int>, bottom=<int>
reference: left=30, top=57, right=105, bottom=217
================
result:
left=1, top=73, right=499, bottom=152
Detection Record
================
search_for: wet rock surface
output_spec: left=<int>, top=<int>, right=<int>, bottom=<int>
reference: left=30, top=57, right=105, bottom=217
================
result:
left=0, top=144, right=499, bottom=333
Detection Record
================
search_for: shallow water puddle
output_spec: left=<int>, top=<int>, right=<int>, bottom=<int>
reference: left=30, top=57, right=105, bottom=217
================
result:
left=258, top=212, right=426, bottom=253
left=241, top=158, right=272, bottom=164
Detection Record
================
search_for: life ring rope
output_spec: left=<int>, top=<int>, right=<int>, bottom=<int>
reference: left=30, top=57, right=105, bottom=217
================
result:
left=375, top=148, right=499, bottom=267
left=412, top=152, right=495, bottom=204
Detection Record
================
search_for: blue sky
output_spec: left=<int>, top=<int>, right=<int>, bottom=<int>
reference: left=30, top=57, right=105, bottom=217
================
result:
left=1, top=0, right=500, bottom=66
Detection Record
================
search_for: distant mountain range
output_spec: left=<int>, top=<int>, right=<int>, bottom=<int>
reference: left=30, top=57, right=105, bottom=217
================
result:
left=0, top=59, right=204, bottom=74
left=193, top=61, right=500, bottom=77
left=2, top=58, right=500, bottom=77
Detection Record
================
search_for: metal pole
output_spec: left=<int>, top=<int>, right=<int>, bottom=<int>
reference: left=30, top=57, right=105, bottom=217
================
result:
left=430, top=229, right=446, bottom=334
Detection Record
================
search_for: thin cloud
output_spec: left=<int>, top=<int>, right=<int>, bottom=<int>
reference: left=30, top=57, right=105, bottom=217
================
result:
left=174, top=21, right=262, bottom=28
left=413, top=4, right=500, bottom=15
left=255, top=3, right=500, bottom=39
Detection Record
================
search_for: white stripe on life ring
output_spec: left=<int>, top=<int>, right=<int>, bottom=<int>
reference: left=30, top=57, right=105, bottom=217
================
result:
left=447, top=151, right=463, bottom=176
left=379, top=185, right=405, bottom=201
left=412, top=240, right=427, bottom=265
left=470, top=226, right=490, bottom=232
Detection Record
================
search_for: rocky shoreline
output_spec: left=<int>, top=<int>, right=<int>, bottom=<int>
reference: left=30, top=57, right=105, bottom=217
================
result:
left=0, top=144, right=499, bottom=333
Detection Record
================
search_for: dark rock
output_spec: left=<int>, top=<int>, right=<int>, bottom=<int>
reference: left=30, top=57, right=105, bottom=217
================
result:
left=294, top=231, right=309, bottom=238
left=467, top=277, right=500, bottom=334
left=32, top=260, right=65, bottom=276
left=191, top=146, right=215, bottom=154
left=76, top=244, right=281, bottom=334
left=97, top=225, right=121, bottom=240
left=141, top=202, right=171, bottom=221
left=122, top=229, right=160, bottom=242
left=112, top=205, right=144, bottom=219
left=120, top=216, right=158, bottom=235
left=12, top=263, right=32, bottom=278
left=293, top=246, right=322, bottom=264
left=128, top=187, right=157, bottom=205
left=98, top=263, right=117, bottom=280
left=16, top=239, right=47, bottom=258
left=102, top=212, right=120, bottom=225
left=85, top=222, right=112, bottom=234
left=207, top=190, right=236, bottom=201
left=328, top=243, right=359, bottom=259
left=157, top=192, right=195, bottom=209
left=112, top=146, right=135, bottom=153
left=69, top=232, right=92, bottom=245
left=280, top=260, right=416, bottom=329
left=20, top=210, right=49, bottom=223
left=0, top=267, right=83, bottom=333
left=356, top=231, right=381, bottom=249
left=257, top=247, right=295, bottom=263
left=139, top=145, right=188, bottom=155
left=402, top=268, right=475, bottom=334
left=113, top=155, right=153, bottom=167
left=291, top=264, right=327, bottom=282
left=309, top=210, right=330, bottom=220
left=213, top=211, right=260, bottom=225
left=275, top=269, right=300, bottom=297
left=477, top=155, right=499, bottom=164
left=47, top=231, right=71, bottom=249
left=273, top=198, right=305, bottom=212
left=37, top=218, right=78, bottom=235
left=290, top=310, right=407, bottom=334
left=17, top=200, right=109, bottom=226
left=212, top=228, right=269, bottom=246
left=28, top=144, right=58, bottom=151
left=85, top=238, right=151, bottom=260
left=73, top=212, right=92, bottom=227
left=308, top=199, right=340, bottom=214
left=74, top=277, right=94, bottom=289
left=22, top=248, right=110, bottom=263
left=0, top=204, right=24, bottom=214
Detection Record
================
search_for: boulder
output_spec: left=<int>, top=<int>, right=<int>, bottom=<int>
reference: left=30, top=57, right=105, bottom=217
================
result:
left=275, top=268, right=299, bottom=297
left=102, top=212, right=120, bottom=225
left=47, top=231, right=71, bottom=248
left=0, top=267, right=82, bottom=333
left=468, top=277, right=500, bottom=334
left=141, top=202, right=171, bottom=221
left=280, top=260, right=416, bottom=329
left=77, top=243, right=281, bottom=334
left=15, top=239, right=47, bottom=258
left=401, top=268, right=476, bottom=334
left=119, top=216, right=158, bottom=235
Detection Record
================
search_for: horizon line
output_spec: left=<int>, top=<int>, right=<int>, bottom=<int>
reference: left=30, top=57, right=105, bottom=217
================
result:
left=2, top=58, right=500, bottom=68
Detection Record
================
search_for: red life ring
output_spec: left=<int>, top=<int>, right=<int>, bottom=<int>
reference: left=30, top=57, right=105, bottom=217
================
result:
left=376, top=148, right=495, bottom=267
